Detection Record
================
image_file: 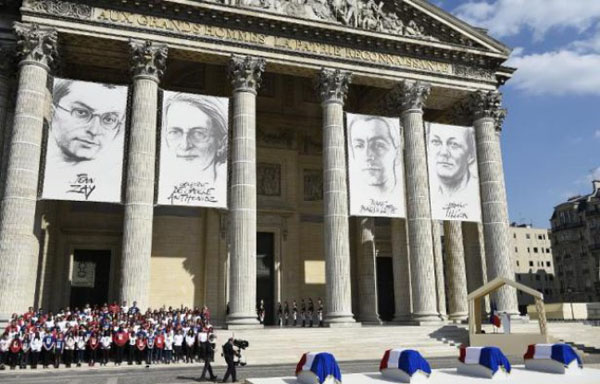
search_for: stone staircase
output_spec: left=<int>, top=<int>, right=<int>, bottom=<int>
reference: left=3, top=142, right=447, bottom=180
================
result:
left=211, top=322, right=600, bottom=366
left=212, top=325, right=467, bottom=365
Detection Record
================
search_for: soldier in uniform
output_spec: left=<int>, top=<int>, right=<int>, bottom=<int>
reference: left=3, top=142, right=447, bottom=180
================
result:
left=317, top=298, right=324, bottom=327
left=283, top=301, right=290, bottom=326
left=300, top=299, right=306, bottom=327
left=308, top=298, right=315, bottom=327
left=292, top=300, right=298, bottom=327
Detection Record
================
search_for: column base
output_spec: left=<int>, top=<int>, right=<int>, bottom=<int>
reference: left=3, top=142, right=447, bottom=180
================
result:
left=358, top=315, right=383, bottom=325
left=448, top=312, right=468, bottom=323
left=325, top=312, right=359, bottom=327
left=226, top=313, right=262, bottom=330
left=392, top=314, right=413, bottom=324
left=411, top=312, right=445, bottom=325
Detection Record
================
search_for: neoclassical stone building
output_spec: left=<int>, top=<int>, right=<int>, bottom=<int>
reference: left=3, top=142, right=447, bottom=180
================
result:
left=0, top=0, right=518, bottom=327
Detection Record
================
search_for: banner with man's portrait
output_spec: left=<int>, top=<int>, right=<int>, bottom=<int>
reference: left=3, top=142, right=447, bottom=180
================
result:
left=41, top=78, right=128, bottom=203
left=346, top=113, right=406, bottom=218
left=157, top=91, right=229, bottom=208
left=426, top=123, right=482, bottom=222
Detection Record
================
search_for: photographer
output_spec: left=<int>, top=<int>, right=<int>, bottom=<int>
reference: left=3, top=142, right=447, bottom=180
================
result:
left=221, top=338, right=239, bottom=383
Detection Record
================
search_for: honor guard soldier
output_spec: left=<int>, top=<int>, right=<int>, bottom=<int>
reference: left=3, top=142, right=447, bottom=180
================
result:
left=308, top=298, right=314, bottom=327
left=317, top=298, right=324, bottom=327
left=277, top=302, right=283, bottom=327
left=42, top=332, right=55, bottom=368
left=292, top=301, right=298, bottom=327
left=300, top=299, right=306, bottom=327
left=283, top=301, right=290, bottom=326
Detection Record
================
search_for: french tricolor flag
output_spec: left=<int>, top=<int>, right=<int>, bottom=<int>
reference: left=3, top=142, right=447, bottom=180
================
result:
left=379, top=348, right=432, bottom=377
left=459, top=346, right=511, bottom=374
left=295, top=352, right=342, bottom=384
left=524, top=344, right=583, bottom=367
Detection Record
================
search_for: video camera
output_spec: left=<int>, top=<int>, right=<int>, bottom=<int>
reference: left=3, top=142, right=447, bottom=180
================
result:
left=233, top=339, right=249, bottom=350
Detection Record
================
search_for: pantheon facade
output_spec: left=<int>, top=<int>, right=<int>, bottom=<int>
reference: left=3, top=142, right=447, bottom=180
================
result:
left=0, top=0, right=518, bottom=328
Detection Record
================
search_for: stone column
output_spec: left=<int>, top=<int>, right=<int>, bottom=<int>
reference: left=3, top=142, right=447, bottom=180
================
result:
left=389, top=81, right=438, bottom=323
left=391, top=219, right=411, bottom=322
left=316, top=68, right=355, bottom=326
left=357, top=217, right=381, bottom=323
left=444, top=221, right=468, bottom=321
left=0, top=23, right=57, bottom=319
left=226, top=55, right=265, bottom=328
left=431, top=220, right=447, bottom=319
left=0, top=44, right=16, bottom=188
left=470, top=91, right=518, bottom=315
left=119, top=40, right=167, bottom=309
left=463, top=222, right=488, bottom=313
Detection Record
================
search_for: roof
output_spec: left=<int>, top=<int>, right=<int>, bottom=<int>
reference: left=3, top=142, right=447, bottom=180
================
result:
left=468, top=276, right=543, bottom=301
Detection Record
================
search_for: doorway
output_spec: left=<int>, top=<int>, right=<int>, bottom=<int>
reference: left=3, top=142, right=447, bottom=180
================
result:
left=376, top=257, right=395, bottom=321
left=70, top=249, right=111, bottom=309
left=257, top=232, right=275, bottom=325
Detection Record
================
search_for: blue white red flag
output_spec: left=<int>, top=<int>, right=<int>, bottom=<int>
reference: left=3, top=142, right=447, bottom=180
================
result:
left=490, top=301, right=501, bottom=328
left=295, top=352, right=342, bottom=384
left=524, top=344, right=583, bottom=367
left=379, top=348, right=432, bottom=377
left=459, top=346, right=511, bottom=374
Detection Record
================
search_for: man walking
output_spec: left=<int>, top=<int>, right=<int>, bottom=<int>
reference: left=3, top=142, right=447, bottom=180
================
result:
left=221, top=338, right=238, bottom=383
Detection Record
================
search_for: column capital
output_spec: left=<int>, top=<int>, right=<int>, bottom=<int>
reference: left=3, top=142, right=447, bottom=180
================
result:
left=228, top=55, right=266, bottom=93
left=385, top=80, right=431, bottom=113
left=14, top=22, right=58, bottom=71
left=315, top=68, right=351, bottom=104
left=469, top=90, right=507, bottom=131
left=129, top=40, right=168, bottom=82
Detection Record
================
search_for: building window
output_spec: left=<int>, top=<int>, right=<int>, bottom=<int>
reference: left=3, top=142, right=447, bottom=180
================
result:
left=546, top=261, right=551, bottom=267
left=526, top=234, right=531, bottom=239
left=546, top=248, right=551, bottom=253
left=516, top=261, right=520, bottom=267
left=533, top=247, right=539, bottom=253
left=541, top=248, right=545, bottom=254
left=528, top=247, right=531, bottom=253
left=515, top=247, right=518, bottom=253
left=529, top=261, right=534, bottom=267
left=513, top=233, right=516, bottom=239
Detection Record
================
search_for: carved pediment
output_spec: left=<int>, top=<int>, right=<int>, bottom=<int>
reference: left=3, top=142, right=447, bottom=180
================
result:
left=210, top=0, right=437, bottom=41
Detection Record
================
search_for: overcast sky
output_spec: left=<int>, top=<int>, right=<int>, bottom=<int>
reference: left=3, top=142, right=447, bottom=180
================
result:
left=434, top=0, right=600, bottom=228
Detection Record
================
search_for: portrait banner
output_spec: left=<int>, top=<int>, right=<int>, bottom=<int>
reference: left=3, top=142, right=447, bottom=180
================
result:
left=158, top=91, right=229, bottom=208
left=346, top=113, right=406, bottom=218
left=41, top=78, right=128, bottom=203
left=426, top=123, right=482, bottom=222
left=71, top=261, right=96, bottom=288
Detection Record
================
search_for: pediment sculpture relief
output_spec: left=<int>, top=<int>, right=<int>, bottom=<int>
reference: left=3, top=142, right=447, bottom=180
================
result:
left=217, top=0, right=437, bottom=39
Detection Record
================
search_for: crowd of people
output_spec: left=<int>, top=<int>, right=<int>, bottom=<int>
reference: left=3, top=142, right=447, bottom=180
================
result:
left=257, top=298, right=325, bottom=327
left=0, top=301, right=220, bottom=380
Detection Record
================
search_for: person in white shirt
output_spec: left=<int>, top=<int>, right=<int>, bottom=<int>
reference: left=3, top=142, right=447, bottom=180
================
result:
left=0, top=334, right=9, bottom=370
left=173, top=330, right=184, bottom=363
left=184, top=330, right=196, bottom=363
left=100, top=331, right=112, bottom=366
left=75, top=331, right=86, bottom=367
left=64, top=333, right=76, bottom=368
left=164, top=334, right=174, bottom=364
left=30, top=333, right=43, bottom=369
left=127, top=331, right=136, bottom=365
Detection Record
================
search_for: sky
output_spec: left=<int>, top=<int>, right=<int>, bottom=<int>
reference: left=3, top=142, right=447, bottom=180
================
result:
left=433, top=0, right=600, bottom=228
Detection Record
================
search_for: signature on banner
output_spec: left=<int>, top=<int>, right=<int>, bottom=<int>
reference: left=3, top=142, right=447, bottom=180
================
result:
left=168, top=181, right=217, bottom=205
left=360, top=198, right=398, bottom=216
left=443, top=201, right=468, bottom=220
left=67, top=173, right=96, bottom=200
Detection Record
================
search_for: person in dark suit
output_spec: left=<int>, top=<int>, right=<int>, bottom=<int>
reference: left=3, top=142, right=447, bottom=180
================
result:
left=200, top=333, right=217, bottom=381
left=221, top=338, right=239, bottom=383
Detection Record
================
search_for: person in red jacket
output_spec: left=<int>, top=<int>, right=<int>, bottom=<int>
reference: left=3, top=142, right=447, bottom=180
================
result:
left=88, top=332, right=100, bottom=367
left=135, top=334, right=146, bottom=365
left=112, top=327, right=128, bottom=366
left=154, top=332, right=165, bottom=364
left=9, top=336, right=22, bottom=370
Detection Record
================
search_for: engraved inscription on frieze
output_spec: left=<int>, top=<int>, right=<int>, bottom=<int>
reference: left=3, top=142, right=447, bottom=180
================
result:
left=257, top=163, right=282, bottom=196
left=303, top=169, right=323, bottom=201
left=257, top=126, right=297, bottom=149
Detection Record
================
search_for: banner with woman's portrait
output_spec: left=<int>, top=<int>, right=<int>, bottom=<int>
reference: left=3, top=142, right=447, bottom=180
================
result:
left=426, top=123, right=482, bottom=222
left=346, top=113, right=406, bottom=218
left=157, top=91, right=229, bottom=208
left=41, top=78, right=128, bottom=203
